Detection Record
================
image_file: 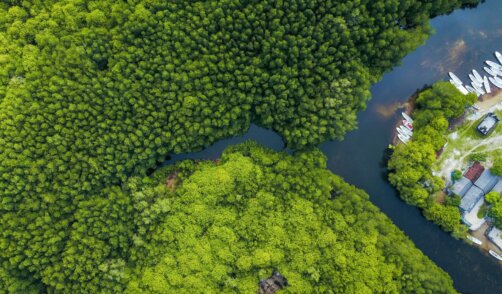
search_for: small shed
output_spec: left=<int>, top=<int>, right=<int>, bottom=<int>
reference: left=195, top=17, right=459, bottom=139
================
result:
left=460, top=185, right=484, bottom=212
left=474, top=169, right=499, bottom=193
left=450, top=176, right=473, bottom=197
left=464, top=161, right=484, bottom=182
left=476, top=112, right=499, bottom=136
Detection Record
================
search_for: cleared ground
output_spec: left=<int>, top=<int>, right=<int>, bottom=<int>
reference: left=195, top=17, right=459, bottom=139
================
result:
left=434, top=91, right=502, bottom=180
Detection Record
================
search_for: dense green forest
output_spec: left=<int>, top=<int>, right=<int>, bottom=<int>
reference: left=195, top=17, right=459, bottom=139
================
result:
left=388, top=82, right=477, bottom=236
left=0, top=0, right=480, bottom=292
left=2, top=142, right=458, bottom=293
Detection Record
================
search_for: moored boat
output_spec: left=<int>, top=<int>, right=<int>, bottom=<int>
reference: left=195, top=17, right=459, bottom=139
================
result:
left=456, top=84, right=469, bottom=95
left=397, top=133, right=409, bottom=144
left=401, top=112, right=413, bottom=123
left=465, top=85, right=477, bottom=94
left=495, top=51, right=502, bottom=65
left=471, top=82, right=485, bottom=95
left=469, top=74, right=483, bottom=87
left=449, top=78, right=462, bottom=86
left=472, top=70, right=483, bottom=83
left=489, top=250, right=502, bottom=261
left=466, top=235, right=482, bottom=245
left=448, top=72, right=463, bottom=85
left=483, top=76, right=491, bottom=94
left=399, top=125, right=412, bottom=136
left=397, top=128, right=411, bottom=139
left=484, top=66, right=499, bottom=77
left=486, top=60, right=502, bottom=71
left=402, top=120, right=413, bottom=131
left=489, top=76, right=502, bottom=88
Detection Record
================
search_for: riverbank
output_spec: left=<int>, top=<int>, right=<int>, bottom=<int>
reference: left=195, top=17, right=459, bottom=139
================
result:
left=431, top=89, right=502, bottom=263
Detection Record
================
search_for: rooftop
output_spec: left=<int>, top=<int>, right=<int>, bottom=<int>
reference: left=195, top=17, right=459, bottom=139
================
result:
left=451, top=176, right=473, bottom=197
left=492, top=179, right=502, bottom=193
left=474, top=169, right=499, bottom=193
left=461, top=197, right=486, bottom=230
left=464, top=161, right=484, bottom=182
left=460, top=185, right=484, bottom=212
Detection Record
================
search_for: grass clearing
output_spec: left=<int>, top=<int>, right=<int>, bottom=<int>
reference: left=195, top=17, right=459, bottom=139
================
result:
left=433, top=100, right=502, bottom=179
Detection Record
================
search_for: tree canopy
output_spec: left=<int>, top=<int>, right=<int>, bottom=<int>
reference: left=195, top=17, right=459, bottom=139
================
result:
left=0, top=0, right=480, bottom=292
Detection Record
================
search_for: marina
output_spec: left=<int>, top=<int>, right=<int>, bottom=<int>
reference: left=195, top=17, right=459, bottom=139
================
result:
left=449, top=51, right=502, bottom=98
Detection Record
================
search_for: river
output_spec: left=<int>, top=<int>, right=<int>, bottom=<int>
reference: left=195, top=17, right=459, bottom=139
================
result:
left=165, top=1, right=502, bottom=292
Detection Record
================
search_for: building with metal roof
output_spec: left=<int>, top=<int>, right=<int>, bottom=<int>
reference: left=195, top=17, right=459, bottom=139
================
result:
left=460, top=185, right=484, bottom=212
left=487, top=226, right=502, bottom=251
left=450, top=176, right=473, bottom=197
left=492, top=178, right=502, bottom=193
left=474, top=169, right=499, bottom=193
left=476, top=112, right=499, bottom=136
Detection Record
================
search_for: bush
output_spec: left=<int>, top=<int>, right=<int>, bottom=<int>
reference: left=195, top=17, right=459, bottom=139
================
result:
left=469, top=153, right=487, bottom=162
left=491, top=158, right=502, bottom=176
left=452, top=169, right=462, bottom=181
left=445, top=195, right=461, bottom=206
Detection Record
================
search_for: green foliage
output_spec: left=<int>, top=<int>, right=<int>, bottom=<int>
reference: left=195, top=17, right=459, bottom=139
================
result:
left=477, top=203, right=487, bottom=219
left=0, top=0, right=479, bottom=292
left=485, top=191, right=502, bottom=229
left=491, top=158, right=502, bottom=176
left=469, top=152, right=487, bottom=162
left=388, top=81, right=472, bottom=234
left=446, top=195, right=461, bottom=207
left=452, top=169, right=463, bottom=182
left=123, top=142, right=456, bottom=293
left=423, top=203, right=467, bottom=238
left=414, top=82, right=477, bottom=129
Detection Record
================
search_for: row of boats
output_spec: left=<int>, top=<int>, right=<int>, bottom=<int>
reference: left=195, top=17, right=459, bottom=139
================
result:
left=396, top=112, right=413, bottom=144
left=466, top=235, right=502, bottom=261
left=449, top=51, right=502, bottom=97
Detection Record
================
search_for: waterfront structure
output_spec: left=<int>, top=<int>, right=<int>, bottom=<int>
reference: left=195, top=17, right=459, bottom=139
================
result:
left=460, top=185, right=484, bottom=212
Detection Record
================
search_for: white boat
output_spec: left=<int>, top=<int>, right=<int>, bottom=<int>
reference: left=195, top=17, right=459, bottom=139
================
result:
left=402, top=120, right=413, bottom=131
left=489, top=250, right=502, bottom=261
left=483, top=76, right=491, bottom=94
left=471, top=82, right=485, bottom=95
left=401, top=112, right=413, bottom=123
left=469, top=74, right=483, bottom=87
left=486, top=60, right=502, bottom=71
left=465, top=85, right=478, bottom=94
left=484, top=66, right=499, bottom=77
left=399, top=125, right=412, bottom=136
left=397, top=133, right=409, bottom=144
left=490, top=76, right=502, bottom=88
left=456, top=84, right=469, bottom=95
left=495, top=51, right=502, bottom=65
left=466, top=235, right=482, bottom=245
left=449, top=78, right=462, bottom=86
left=492, top=66, right=502, bottom=76
left=448, top=72, right=463, bottom=85
left=397, top=128, right=411, bottom=139
left=473, top=70, right=483, bottom=83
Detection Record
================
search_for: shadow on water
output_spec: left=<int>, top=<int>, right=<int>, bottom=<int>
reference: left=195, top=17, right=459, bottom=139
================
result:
left=162, top=0, right=502, bottom=292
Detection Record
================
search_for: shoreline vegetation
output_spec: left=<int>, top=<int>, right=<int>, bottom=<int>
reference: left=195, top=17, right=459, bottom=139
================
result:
left=388, top=81, right=477, bottom=238
left=387, top=81, right=502, bottom=255
left=0, top=0, right=484, bottom=292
